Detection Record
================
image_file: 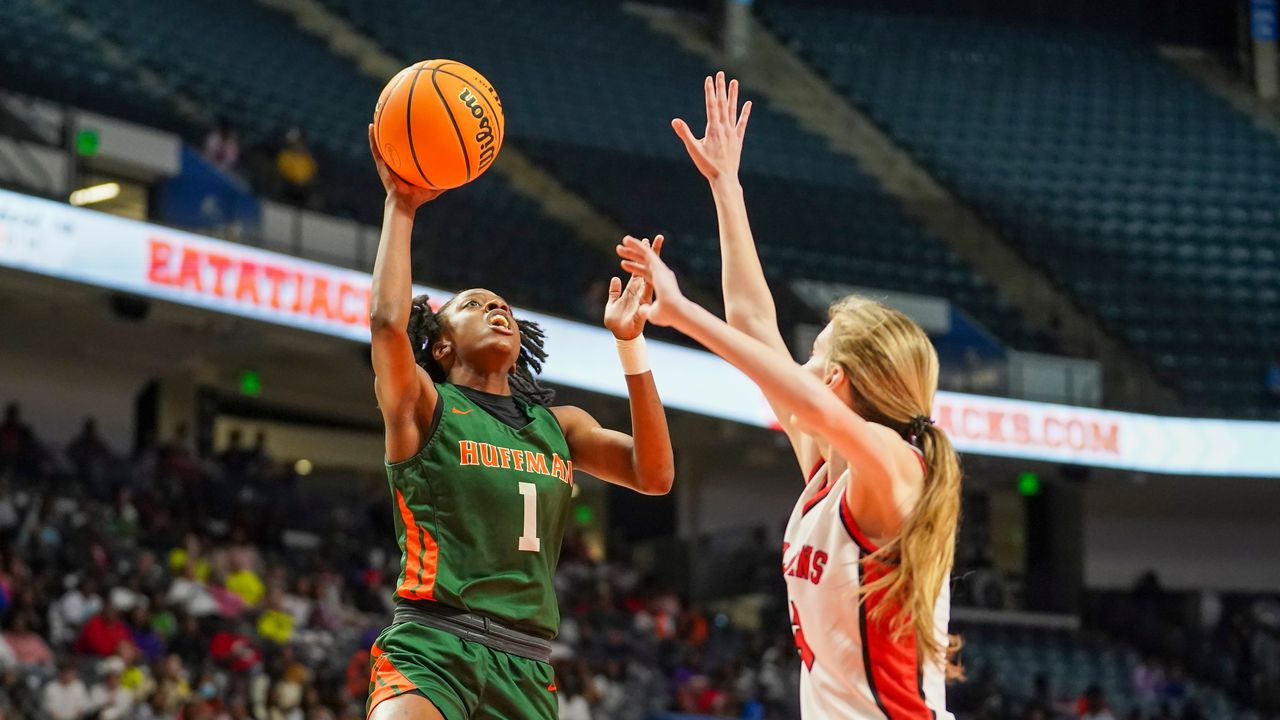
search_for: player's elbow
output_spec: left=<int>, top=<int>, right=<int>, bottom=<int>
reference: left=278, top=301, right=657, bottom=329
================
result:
left=725, top=310, right=777, bottom=338
left=642, top=466, right=675, bottom=496
left=371, top=307, right=399, bottom=333
left=368, top=307, right=403, bottom=333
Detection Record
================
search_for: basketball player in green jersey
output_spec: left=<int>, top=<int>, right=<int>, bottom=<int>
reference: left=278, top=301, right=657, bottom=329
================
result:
left=362, top=124, right=676, bottom=720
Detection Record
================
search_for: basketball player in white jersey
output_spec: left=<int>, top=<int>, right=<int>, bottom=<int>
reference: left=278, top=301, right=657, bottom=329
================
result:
left=620, top=72, right=964, bottom=718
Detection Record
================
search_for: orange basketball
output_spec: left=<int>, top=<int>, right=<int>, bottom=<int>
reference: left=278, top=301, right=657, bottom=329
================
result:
left=373, top=60, right=504, bottom=190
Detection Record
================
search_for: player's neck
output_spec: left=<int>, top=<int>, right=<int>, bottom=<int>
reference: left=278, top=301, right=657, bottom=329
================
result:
left=448, top=366, right=513, bottom=396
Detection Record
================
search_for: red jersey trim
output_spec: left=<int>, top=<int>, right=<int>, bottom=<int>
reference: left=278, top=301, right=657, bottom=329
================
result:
left=839, top=496, right=879, bottom=554
left=806, top=458, right=826, bottom=484
left=838, top=444, right=928, bottom=553
left=801, top=461, right=834, bottom=516
left=857, top=547, right=935, bottom=719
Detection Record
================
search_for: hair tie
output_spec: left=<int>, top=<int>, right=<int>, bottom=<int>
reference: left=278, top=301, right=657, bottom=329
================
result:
left=907, top=415, right=935, bottom=445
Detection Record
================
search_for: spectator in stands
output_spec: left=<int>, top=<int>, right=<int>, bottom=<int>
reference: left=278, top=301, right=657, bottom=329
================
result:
left=204, top=116, right=241, bottom=173
left=251, top=429, right=272, bottom=474
left=42, top=660, right=91, bottom=720
left=154, top=653, right=192, bottom=712
left=2, top=611, right=53, bottom=671
left=219, top=429, right=255, bottom=482
left=66, top=417, right=111, bottom=478
left=557, top=669, right=593, bottom=720
left=127, top=604, right=164, bottom=662
left=0, top=402, right=37, bottom=477
left=48, top=576, right=102, bottom=647
left=256, top=588, right=294, bottom=646
left=1161, top=665, right=1188, bottom=704
left=90, top=655, right=135, bottom=719
left=74, top=602, right=133, bottom=657
left=2, top=666, right=39, bottom=717
left=276, top=126, right=318, bottom=209
left=0, top=480, right=19, bottom=537
left=161, top=423, right=200, bottom=484
left=224, top=552, right=265, bottom=608
left=1132, top=655, right=1164, bottom=705
left=107, top=486, right=140, bottom=546
left=208, top=617, right=261, bottom=674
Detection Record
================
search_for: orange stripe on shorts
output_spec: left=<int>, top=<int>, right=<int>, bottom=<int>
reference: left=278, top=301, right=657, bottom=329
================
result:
left=368, top=651, right=416, bottom=715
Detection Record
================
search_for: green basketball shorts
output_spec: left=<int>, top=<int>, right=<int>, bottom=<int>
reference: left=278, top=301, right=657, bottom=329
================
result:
left=367, top=621, right=557, bottom=720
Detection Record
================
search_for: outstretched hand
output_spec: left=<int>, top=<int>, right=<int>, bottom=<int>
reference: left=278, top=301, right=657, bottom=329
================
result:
left=672, top=71, right=753, bottom=183
left=368, top=124, right=442, bottom=210
left=615, top=235, right=688, bottom=329
left=604, top=235, right=665, bottom=340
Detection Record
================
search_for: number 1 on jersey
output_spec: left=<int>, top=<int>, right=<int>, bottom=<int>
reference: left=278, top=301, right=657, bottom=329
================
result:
left=518, top=482, right=541, bottom=552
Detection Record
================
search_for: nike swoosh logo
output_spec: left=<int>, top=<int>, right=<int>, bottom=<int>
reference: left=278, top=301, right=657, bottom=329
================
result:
left=452, top=408, right=473, bottom=415
left=547, top=682, right=557, bottom=692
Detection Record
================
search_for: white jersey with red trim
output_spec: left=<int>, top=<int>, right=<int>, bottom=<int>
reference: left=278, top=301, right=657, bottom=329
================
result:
left=782, top=458, right=953, bottom=720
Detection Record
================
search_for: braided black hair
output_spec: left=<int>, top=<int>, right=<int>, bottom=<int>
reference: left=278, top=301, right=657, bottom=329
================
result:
left=407, top=294, right=555, bottom=406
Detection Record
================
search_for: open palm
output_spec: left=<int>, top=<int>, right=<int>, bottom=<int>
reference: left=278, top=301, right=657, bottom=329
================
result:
left=672, top=71, right=752, bottom=182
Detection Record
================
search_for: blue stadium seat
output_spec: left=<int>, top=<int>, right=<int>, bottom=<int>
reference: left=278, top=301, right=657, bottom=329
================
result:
left=763, top=2, right=1280, bottom=416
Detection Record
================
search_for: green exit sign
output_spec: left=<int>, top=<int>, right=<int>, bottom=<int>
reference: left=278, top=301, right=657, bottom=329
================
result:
left=75, top=128, right=100, bottom=157
left=239, top=369, right=262, bottom=397
left=1018, top=471, right=1041, bottom=497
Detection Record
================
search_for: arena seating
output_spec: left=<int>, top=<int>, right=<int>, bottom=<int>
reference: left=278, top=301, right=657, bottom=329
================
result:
left=761, top=4, right=1280, bottom=417
left=316, top=0, right=1046, bottom=350
left=0, top=0, right=615, bottom=319
left=954, top=621, right=1248, bottom=718
left=0, top=0, right=174, bottom=132
left=50, top=0, right=367, bottom=159
left=0, top=0, right=1046, bottom=350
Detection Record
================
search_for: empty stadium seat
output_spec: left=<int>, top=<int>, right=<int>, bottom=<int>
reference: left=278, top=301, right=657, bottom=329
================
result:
left=763, top=3, right=1280, bottom=417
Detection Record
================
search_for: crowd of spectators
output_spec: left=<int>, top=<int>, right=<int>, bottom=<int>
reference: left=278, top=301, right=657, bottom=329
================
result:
left=0, top=402, right=800, bottom=719
left=2, top=401, right=1272, bottom=720
left=1088, top=573, right=1280, bottom=718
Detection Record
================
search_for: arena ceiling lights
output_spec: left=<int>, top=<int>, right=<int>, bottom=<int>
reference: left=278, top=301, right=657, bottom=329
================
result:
left=0, top=188, right=1275, bottom=478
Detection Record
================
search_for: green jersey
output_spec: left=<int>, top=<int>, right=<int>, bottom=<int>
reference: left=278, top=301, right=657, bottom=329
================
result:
left=385, top=383, right=572, bottom=640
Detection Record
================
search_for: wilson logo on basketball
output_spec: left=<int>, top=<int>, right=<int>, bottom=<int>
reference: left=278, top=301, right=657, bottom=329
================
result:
left=458, top=88, right=497, bottom=172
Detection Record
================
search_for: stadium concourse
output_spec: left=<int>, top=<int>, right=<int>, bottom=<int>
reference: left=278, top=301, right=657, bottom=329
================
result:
left=1, top=0, right=1279, bottom=719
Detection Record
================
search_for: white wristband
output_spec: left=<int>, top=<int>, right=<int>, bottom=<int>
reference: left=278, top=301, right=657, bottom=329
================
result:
left=616, top=335, right=650, bottom=375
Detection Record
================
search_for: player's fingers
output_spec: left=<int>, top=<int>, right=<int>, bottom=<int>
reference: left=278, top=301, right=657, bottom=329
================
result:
left=368, top=124, right=382, bottom=163
left=737, top=101, right=753, bottom=140
left=716, top=71, right=727, bottom=112
left=616, top=243, right=645, bottom=262
left=704, top=76, right=718, bottom=127
left=626, top=276, right=647, bottom=298
left=620, top=260, right=648, bottom=277
left=728, top=79, right=739, bottom=125
left=607, top=276, right=623, bottom=300
left=672, top=118, right=700, bottom=149
left=652, top=234, right=665, bottom=257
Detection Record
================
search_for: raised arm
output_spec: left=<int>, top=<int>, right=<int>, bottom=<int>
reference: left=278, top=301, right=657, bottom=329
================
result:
left=673, top=73, right=784, bottom=350
left=552, top=237, right=675, bottom=495
left=618, top=238, right=923, bottom=520
left=674, top=72, right=820, bottom=472
left=366, top=124, right=443, bottom=462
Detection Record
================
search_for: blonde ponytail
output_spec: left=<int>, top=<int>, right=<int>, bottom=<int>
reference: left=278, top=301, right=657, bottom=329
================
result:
left=824, top=295, right=964, bottom=679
